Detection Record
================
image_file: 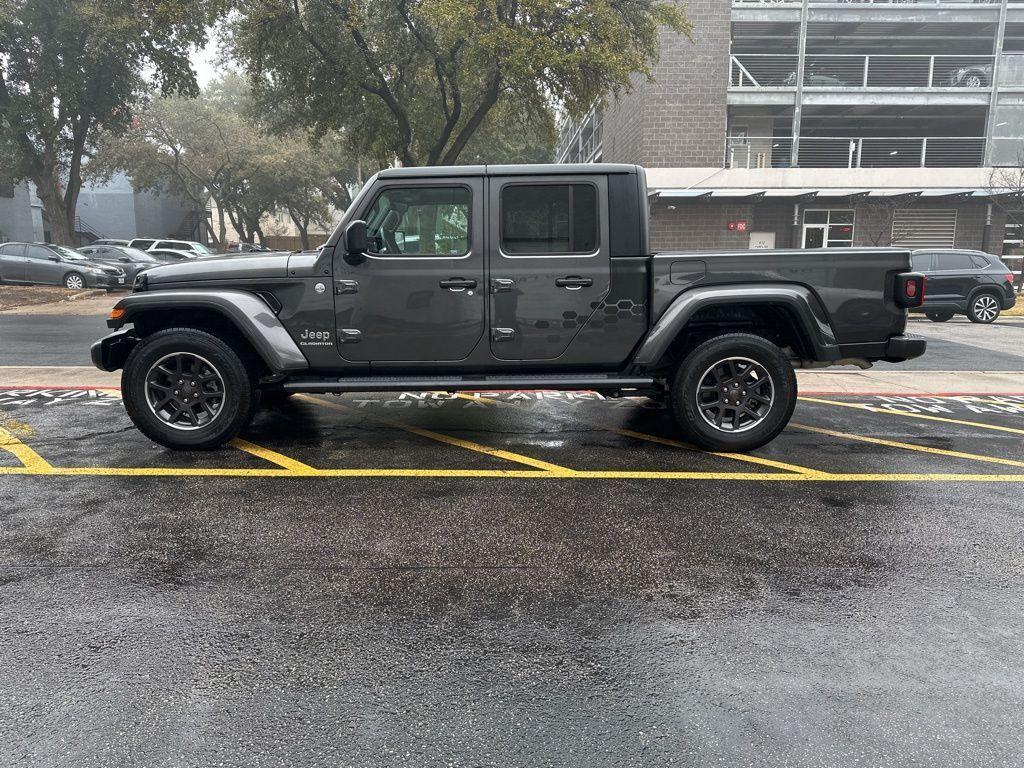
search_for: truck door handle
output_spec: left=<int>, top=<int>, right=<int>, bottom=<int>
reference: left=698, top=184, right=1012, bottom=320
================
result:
left=555, top=276, right=593, bottom=290
left=439, top=277, right=477, bottom=291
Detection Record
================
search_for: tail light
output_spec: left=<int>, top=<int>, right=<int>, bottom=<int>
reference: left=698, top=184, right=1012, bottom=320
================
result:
left=895, top=272, right=926, bottom=308
left=1005, top=273, right=1015, bottom=285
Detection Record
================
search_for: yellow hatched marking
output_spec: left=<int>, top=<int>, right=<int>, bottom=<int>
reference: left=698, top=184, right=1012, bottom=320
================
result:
left=0, top=424, right=52, bottom=472
left=799, top=397, right=1024, bottom=436
left=790, top=422, right=1024, bottom=470
left=294, top=394, right=575, bottom=475
left=229, top=437, right=318, bottom=474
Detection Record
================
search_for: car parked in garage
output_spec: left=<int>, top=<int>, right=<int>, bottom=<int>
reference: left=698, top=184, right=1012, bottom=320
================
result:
left=77, top=244, right=161, bottom=284
left=0, top=242, right=126, bottom=290
left=910, top=249, right=1016, bottom=324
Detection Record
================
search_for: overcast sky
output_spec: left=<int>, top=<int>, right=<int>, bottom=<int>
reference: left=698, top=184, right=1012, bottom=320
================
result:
left=191, top=30, right=228, bottom=88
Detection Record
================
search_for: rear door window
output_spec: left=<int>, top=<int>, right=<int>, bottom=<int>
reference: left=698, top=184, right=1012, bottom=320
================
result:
left=934, top=252, right=974, bottom=270
left=500, top=183, right=598, bottom=255
left=0, top=244, right=26, bottom=257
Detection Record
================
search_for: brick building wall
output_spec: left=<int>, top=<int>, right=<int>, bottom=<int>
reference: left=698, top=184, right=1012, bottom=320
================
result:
left=601, top=0, right=730, bottom=168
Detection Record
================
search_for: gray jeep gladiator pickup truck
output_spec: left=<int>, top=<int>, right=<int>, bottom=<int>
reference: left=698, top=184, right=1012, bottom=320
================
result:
left=92, top=163, right=926, bottom=452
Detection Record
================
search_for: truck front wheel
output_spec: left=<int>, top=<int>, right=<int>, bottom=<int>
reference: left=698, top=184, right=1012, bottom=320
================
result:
left=670, top=333, right=797, bottom=452
left=122, top=328, right=256, bottom=450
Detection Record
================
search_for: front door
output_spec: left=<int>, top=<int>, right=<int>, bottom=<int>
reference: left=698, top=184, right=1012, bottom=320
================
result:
left=333, top=179, right=485, bottom=363
left=25, top=245, right=61, bottom=284
left=488, top=176, right=610, bottom=361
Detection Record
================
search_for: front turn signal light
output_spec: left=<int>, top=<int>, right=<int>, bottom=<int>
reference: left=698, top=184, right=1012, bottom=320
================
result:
left=108, top=307, right=125, bottom=321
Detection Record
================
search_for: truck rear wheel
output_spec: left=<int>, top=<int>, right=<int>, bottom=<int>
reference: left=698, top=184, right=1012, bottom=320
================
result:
left=670, top=333, right=797, bottom=452
left=122, top=328, right=256, bottom=450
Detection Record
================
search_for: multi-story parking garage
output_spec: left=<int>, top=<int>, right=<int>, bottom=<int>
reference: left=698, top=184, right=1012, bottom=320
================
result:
left=558, top=0, right=1024, bottom=263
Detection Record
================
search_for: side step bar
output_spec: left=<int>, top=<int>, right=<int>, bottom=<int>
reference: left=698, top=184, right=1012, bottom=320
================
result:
left=281, top=375, right=657, bottom=394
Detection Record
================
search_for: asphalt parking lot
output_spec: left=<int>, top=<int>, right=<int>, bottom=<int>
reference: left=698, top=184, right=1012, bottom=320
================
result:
left=2, top=379, right=1024, bottom=766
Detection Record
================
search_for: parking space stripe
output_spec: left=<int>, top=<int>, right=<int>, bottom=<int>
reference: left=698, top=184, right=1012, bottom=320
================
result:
left=789, top=422, right=1024, bottom=469
left=609, top=427, right=827, bottom=476
left=1, top=465, right=1024, bottom=481
left=450, top=393, right=824, bottom=476
left=294, top=395, right=575, bottom=475
left=0, top=424, right=53, bottom=472
left=799, top=397, right=1024, bottom=436
left=229, top=437, right=319, bottom=474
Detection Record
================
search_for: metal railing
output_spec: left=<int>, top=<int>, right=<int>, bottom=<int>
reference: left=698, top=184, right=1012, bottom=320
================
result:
left=733, top=1, right=1000, bottom=6
left=556, top=106, right=603, bottom=164
left=726, top=136, right=986, bottom=168
left=730, top=54, right=995, bottom=89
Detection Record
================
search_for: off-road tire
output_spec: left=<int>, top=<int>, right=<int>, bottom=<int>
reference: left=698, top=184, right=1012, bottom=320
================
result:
left=967, top=292, right=1001, bottom=324
left=122, top=327, right=256, bottom=450
left=670, top=333, right=797, bottom=452
left=926, top=311, right=954, bottom=323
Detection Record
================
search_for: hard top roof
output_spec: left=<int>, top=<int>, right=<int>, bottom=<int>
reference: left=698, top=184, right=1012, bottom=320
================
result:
left=376, top=163, right=641, bottom=179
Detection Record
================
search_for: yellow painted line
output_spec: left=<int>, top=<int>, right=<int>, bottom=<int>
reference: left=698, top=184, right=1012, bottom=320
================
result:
left=610, top=427, right=827, bottom=477
left=799, top=397, right=1024, bottom=436
left=452, top=392, right=823, bottom=477
left=229, top=437, right=319, bottom=474
left=0, top=465, right=1023, bottom=482
left=294, top=394, right=575, bottom=475
left=790, top=422, right=1024, bottom=470
left=0, top=424, right=53, bottom=472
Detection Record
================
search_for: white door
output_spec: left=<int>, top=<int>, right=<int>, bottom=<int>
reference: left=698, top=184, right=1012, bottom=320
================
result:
left=749, top=232, right=776, bottom=249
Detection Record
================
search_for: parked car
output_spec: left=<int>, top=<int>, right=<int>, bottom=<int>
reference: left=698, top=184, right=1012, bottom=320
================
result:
left=78, top=244, right=161, bottom=283
left=946, top=64, right=992, bottom=89
left=0, top=242, right=126, bottom=290
left=235, top=242, right=273, bottom=253
left=148, top=248, right=201, bottom=263
left=90, top=238, right=130, bottom=247
left=128, top=238, right=215, bottom=257
left=92, top=163, right=926, bottom=452
left=910, top=249, right=1017, bottom=324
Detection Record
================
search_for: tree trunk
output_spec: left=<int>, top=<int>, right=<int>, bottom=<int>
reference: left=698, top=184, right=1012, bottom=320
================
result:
left=34, top=173, right=74, bottom=245
left=288, top=209, right=310, bottom=250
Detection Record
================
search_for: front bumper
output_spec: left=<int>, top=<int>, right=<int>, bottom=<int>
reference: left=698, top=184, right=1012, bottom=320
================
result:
left=91, top=329, right=138, bottom=372
left=884, top=334, right=927, bottom=362
left=88, top=272, right=128, bottom=289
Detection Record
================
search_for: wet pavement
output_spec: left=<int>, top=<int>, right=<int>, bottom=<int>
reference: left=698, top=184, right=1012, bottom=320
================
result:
left=2, top=388, right=1024, bottom=766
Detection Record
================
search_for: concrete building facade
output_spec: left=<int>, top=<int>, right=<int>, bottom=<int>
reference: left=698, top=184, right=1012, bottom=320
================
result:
left=558, top=0, right=1024, bottom=260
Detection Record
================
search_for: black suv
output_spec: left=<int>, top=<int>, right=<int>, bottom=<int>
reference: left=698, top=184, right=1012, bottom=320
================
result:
left=910, top=249, right=1017, bottom=324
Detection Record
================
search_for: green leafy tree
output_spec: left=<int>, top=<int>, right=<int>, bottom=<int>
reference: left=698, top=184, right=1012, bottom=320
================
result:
left=228, top=0, right=690, bottom=167
left=0, top=0, right=225, bottom=244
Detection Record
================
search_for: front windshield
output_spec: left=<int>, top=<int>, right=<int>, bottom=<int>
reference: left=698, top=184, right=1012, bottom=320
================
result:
left=51, top=245, right=88, bottom=261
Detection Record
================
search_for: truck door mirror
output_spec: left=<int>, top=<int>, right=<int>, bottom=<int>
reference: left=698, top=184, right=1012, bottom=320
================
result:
left=344, top=220, right=368, bottom=265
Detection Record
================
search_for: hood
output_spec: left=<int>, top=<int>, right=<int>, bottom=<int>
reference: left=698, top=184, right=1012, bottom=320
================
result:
left=143, top=253, right=292, bottom=286
left=72, top=259, right=124, bottom=275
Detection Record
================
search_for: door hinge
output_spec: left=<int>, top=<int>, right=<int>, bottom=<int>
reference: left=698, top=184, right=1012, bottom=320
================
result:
left=490, top=278, right=515, bottom=294
left=334, top=280, right=359, bottom=295
left=338, top=328, right=362, bottom=344
left=491, top=328, right=516, bottom=342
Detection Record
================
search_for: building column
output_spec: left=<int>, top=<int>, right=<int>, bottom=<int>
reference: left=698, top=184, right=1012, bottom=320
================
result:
left=983, top=0, right=1009, bottom=166
left=982, top=202, right=994, bottom=253
left=790, top=0, right=810, bottom=168
left=792, top=203, right=802, bottom=248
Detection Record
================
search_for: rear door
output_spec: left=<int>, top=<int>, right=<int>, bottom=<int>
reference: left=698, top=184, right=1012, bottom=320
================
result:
left=0, top=244, right=28, bottom=281
left=487, top=175, right=610, bottom=360
left=929, top=251, right=975, bottom=304
left=333, top=177, right=485, bottom=363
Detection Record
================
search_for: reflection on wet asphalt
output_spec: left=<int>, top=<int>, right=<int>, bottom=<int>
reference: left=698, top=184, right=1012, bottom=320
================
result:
left=1, top=392, right=1023, bottom=766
